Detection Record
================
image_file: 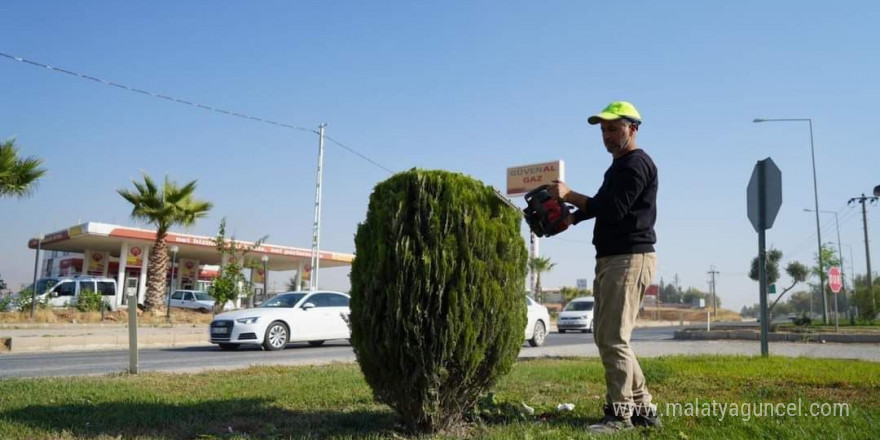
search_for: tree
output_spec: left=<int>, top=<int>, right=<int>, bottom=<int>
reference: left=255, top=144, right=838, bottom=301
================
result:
left=682, top=287, right=707, bottom=306
left=748, top=248, right=808, bottom=311
left=117, top=174, right=212, bottom=311
left=811, top=243, right=841, bottom=281
left=349, top=169, right=527, bottom=433
left=559, top=286, right=591, bottom=307
left=528, top=256, right=556, bottom=303
left=658, top=276, right=683, bottom=304
left=0, top=138, right=47, bottom=198
left=210, top=218, right=267, bottom=312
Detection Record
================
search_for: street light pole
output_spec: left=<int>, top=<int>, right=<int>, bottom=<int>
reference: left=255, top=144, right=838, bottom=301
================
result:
left=261, top=255, right=269, bottom=303
left=805, top=208, right=845, bottom=322
left=30, top=234, right=44, bottom=319
left=166, top=245, right=179, bottom=323
left=754, top=118, right=828, bottom=323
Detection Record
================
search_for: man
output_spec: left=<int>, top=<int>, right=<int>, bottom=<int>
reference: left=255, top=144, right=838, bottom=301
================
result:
left=548, top=101, right=659, bottom=433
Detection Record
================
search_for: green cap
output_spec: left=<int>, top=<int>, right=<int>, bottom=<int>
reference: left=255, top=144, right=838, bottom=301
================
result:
left=587, top=101, right=642, bottom=125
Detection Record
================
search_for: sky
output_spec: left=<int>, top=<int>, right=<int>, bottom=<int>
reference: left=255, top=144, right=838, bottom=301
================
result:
left=1, top=1, right=879, bottom=312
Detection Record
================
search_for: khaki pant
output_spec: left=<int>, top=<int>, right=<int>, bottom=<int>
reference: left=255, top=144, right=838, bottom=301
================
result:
left=593, top=252, right=656, bottom=414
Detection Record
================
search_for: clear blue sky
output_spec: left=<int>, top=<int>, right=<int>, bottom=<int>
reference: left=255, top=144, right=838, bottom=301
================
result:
left=2, top=1, right=878, bottom=312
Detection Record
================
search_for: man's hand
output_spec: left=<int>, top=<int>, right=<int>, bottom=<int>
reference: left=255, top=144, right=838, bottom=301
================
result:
left=548, top=180, right=571, bottom=202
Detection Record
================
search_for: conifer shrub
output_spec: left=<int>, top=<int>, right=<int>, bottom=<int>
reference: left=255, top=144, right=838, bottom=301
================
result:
left=349, top=169, right=527, bottom=433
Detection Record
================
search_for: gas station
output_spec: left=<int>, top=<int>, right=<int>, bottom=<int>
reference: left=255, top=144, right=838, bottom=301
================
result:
left=26, top=222, right=354, bottom=308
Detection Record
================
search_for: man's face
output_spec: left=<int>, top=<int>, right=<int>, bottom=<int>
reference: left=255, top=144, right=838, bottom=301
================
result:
left=599, top=119, right=636, bottom=156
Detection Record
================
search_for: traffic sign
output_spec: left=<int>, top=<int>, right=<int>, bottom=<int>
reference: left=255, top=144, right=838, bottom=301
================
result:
left=747, top=157, right=782, bottom=358
left=747, top=158, right=783, bottom=233
left=828, top=266, right=843, bottom=293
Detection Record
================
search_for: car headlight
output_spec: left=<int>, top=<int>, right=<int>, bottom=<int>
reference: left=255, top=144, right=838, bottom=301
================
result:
left=236, top=317, right=260, bottom=324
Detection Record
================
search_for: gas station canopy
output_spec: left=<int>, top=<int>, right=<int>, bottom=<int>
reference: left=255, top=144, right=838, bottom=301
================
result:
left=27, top=222, right=354, bottom=271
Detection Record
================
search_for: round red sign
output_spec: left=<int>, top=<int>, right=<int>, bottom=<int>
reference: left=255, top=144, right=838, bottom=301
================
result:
left=828, top=266, right=843, bottom=293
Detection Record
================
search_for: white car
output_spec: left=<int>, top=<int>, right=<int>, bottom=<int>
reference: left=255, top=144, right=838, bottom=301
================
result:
left=169, top=290, right=216, bottom=312
left=210, top=291, right=350, bottom=351
left=525, top=296, right=551, bottom=347
left=557, top=296, right=594, bottom=333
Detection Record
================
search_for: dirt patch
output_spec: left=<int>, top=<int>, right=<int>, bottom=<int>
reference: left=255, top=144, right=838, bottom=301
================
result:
left=0, top=308, right=215, bottom=326
left=639, top=307, right=741, bottom=322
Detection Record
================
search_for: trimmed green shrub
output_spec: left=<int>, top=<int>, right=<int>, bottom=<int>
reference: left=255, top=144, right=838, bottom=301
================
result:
left=350, top=169, right=527, bottom=433
left=75, top=289, right=105, bottom=312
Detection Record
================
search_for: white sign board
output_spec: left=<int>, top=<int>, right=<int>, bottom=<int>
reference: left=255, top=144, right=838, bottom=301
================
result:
left=576, top=278, right=589, bottom=290
left=506, top=160, right=564, bottom=196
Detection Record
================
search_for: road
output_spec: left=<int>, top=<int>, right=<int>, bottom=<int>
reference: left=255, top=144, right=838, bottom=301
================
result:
left=2, top=325, right=878, bottom=379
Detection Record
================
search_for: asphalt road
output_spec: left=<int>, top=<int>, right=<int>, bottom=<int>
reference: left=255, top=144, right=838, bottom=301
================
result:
left=0, top=326, right=680, bottom=379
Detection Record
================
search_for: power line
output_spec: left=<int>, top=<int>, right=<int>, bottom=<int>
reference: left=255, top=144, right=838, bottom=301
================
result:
left=782, top=203, right=855, bottom=258
left=0, top=51, right=394, bottom=174
left=786, top=206, right=860, bottom=260
left=324, top=135, right=394, bottom=174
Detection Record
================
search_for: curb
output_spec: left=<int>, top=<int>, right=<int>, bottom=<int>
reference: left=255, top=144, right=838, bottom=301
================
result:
left=4, top=333, right=212, bottom=353
left=674, top=330, right=880, bottom=343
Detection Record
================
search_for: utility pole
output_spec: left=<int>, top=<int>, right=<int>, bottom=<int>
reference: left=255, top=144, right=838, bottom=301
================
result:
left=849, top=193, right=878, bottom=315
left=309, top=123, right=327, bottom=292
left=708, top=266, right=720, bottom=317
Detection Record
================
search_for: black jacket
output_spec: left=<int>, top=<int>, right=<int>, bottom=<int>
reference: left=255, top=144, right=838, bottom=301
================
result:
left=572, top=148, right=658, bottom=258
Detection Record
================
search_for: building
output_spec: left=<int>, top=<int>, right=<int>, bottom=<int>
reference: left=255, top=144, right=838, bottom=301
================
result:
left=27, top=222, right=354, bottom=308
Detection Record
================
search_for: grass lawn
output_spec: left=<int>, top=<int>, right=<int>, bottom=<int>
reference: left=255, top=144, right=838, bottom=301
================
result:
left=0, top=356, right=878, bottom=439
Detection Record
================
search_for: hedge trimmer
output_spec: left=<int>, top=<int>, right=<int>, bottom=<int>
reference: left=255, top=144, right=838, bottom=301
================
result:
left=493, top=185, right=571, bottom=238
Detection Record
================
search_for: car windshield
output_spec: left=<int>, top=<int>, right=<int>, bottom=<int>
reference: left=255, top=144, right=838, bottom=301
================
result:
left=259, top=293, right=306, bottom=308
left=34, top=279, right=58, bottom=295
left=194, top=292, right=213, bottom=301
left=564, top=301, right=594, bottom=312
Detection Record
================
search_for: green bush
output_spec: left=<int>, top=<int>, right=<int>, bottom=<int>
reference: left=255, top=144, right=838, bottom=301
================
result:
left=8, top=288, right=48, bottom=312
left=349, top=169, right=527, bottom=433
left=0, top=294, right=12, bottom=311
left=75, top=289, right=105, bottom=312
left=852, top=285, right=880, bottom=322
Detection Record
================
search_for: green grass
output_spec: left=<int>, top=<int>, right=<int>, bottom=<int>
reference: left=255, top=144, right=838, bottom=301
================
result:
left=0, top=356, right=878, bottom=439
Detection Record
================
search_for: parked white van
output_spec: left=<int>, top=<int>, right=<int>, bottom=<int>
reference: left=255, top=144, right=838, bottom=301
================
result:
left=39, top=276, right=119, bottom=311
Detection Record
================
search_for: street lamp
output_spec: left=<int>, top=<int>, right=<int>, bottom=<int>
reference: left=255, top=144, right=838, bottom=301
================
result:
left=754, top=117, right=828, bottom=324
left=804, top=208, right=843, bottom=330
left=166, top=245, right=180, bottom=322
left=261, top=255, right=269, bottom=303
left=841, top=243, right=857, bottom=291
left=30, top=234, right=44, bottom=319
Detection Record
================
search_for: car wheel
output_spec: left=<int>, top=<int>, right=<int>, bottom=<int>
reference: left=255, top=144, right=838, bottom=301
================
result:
left=558, top=329, right=567, bottom=334
left=528, top=321, right=546, bottom=347
left=308, top=340, right=325, bottom=347
left=198, top=307, right=210, bottom=313
left=263, top=321, right=289, bottom=351
left=218, top=343, right=240, bottom=351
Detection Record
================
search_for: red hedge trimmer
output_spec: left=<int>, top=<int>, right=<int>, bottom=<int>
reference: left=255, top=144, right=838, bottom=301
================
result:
left=494, top=185, right=571, bottom=237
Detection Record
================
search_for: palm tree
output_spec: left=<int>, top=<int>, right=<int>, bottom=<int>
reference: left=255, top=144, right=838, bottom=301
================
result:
left=528, top=256, right=556, bottom=303
left=118, top=174, right=213, bottom=311
left=0, top=138, right=47, bottom=198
